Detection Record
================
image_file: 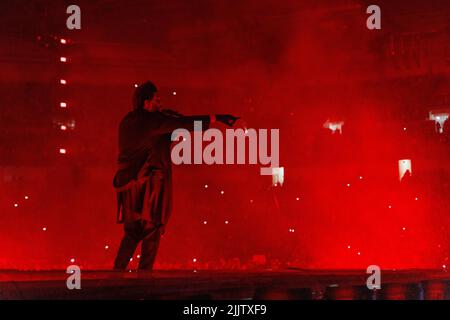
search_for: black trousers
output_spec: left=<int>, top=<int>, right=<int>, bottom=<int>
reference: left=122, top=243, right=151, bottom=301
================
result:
left=114, top=220, right=161, bottom=270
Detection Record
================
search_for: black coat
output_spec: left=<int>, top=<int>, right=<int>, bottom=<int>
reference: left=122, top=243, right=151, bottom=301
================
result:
left=113, top=109, right=210, bottom=225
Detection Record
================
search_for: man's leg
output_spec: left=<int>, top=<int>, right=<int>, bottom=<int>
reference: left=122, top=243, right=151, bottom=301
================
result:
left=138, top=221, right=161, bottom=270
left=114, top=221, right=142, bottom=270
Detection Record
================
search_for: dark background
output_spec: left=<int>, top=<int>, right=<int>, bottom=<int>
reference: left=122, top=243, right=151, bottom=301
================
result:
left=0, top=0, right=449, bottom=270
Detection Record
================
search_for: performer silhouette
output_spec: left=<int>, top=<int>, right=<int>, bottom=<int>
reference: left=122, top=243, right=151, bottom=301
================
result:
left=113, top=81, right=238, bottom=270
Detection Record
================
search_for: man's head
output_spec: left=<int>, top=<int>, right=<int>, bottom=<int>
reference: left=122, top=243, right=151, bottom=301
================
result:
left=132, top=81, right=161, bottom=112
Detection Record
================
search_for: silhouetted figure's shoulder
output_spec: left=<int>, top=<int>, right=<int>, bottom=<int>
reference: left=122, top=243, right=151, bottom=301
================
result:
left=119, top=109, right=164, bottom=133
left=120, top=109, right=157, bottom=124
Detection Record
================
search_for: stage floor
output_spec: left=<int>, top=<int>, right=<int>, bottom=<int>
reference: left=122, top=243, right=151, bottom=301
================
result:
left=0, top=269, right=449, bottom=300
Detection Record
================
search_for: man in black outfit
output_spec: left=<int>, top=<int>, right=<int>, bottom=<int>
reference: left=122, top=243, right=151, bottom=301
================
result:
left=113, top=81, right=238, bottom=270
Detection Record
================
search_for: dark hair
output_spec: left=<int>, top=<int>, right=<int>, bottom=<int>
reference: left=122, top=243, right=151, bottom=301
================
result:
left=132, top=81, right=158, bottom=110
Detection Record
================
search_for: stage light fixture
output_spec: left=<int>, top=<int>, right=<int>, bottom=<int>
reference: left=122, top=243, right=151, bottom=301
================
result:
left=398, top=159, right=412, bottom=181
left=429, top=110, right=449, bottom=133
left=323, top=119, right=344, bottom=134
left=272, top=167, right=284, bottom=186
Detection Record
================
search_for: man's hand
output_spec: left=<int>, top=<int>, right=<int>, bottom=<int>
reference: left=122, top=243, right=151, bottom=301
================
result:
left=216, top=114, right=239, bottom=127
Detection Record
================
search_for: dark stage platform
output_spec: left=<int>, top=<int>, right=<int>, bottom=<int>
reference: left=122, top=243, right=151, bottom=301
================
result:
left=0, top=269, right=449, bottom=300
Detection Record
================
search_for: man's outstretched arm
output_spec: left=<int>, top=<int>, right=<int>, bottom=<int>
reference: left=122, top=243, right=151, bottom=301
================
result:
left=152, top=112, right=239, bottom=135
